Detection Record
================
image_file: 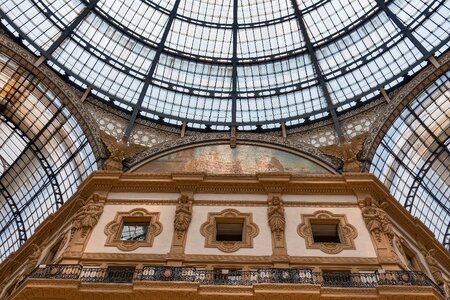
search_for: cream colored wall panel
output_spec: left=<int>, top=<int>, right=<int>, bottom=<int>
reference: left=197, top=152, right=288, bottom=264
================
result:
left=193, top=193, right=268, bottom=201
left=107, top=192, right=180, bottom=201
left=185, top=206, right=272, bottom=256
left=85, top=204, right=175, bottom=254
left=282, top=194, right=357, bottom=203
left=285, top=207, right=377, bottom=257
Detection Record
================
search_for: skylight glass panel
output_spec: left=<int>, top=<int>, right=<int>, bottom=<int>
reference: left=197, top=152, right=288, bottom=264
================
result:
left=0, top=0, right=448, bottom=128
left=371, top=71, right=450, bottom=248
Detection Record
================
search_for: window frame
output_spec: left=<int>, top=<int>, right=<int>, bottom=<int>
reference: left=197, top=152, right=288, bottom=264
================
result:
left=200, top=209, right=259, bottom=253
left=104, top=208, right=162, bottom=251
left=298, top=210, right=358, bottom=254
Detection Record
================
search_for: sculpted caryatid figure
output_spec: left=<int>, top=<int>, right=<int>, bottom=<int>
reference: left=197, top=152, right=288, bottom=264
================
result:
left=174, top=194, right=193, bottom=238
left=361, top=197, right=394, bottom=243
left=71, top=194, right=103, bottom=239
left=425, top=248, right=450, bottom=296
left=22, top=244, right=42, bottom=276
left=268, top=196, right=285, bottom=240
left=426, top=249, right=446, bottom=284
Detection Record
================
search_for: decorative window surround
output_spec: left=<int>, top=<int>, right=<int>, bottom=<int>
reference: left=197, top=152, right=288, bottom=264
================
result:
left=298, top=210, right=357, bottom=254
left=104, top=208, right=162, bottom=251
left=200, top=209, right=259, bottom=253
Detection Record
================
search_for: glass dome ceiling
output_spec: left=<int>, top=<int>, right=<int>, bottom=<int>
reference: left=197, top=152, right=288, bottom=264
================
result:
left=0, top=0, right=449, bottom=129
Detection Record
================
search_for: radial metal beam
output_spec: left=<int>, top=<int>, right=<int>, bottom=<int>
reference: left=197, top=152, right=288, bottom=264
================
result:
left=289, top=0, right=344, bottom=140
left=407, top=107, right=450, bottom=158
left=380, top=140, right=450, bottom=217
left=0, top=113, right=64, bottom=205
left=375, top=0, right=430, bottom=57
left=444, top=224, right=450, bottom=250
left=124, top=0, right=183, bottom=139
left=231, top=0, right=238, bottom=125
left=42, top=0, right=100, bottom=59
left=0, top=182, right=27, bottom=243
left=404, top=144, right=446, bottom=212
left=404, top=107, right=450, bottom=211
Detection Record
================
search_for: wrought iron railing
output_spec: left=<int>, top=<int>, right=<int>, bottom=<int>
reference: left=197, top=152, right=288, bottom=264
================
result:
left=17, top=264, right=82, bottom=286
left=21, top=265, right=445, bottom=296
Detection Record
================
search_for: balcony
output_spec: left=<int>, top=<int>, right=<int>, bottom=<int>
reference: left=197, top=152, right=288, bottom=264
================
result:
left=10, top=265, right=445, bottom=299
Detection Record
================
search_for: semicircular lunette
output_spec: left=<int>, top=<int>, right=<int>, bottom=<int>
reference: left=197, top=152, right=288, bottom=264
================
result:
left=131, top=144, right=334, bottom=174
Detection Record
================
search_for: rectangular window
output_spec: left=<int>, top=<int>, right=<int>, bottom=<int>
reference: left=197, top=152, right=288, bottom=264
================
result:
left=120, top=222, right=149, bottom=241
left=311, top=223, right=340, bottom=243
left=215, top=219, right=244, bottom=242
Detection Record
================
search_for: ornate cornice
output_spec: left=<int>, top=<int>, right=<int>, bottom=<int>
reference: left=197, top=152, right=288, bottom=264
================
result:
left=105, top=199, right=357, bottom=208
left=78, top=252, right=380, bottom=266
left=13, top=278, right=444, bottom=300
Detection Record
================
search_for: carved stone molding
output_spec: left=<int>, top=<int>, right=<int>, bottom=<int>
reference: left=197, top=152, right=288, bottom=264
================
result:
left=359, top=197, right=400, bottom=267
left=104, top=208, right=162, bottom=251
left=169, top=194, right=194, bottom=256
left=267, top=196, right=285, bottom=240
left=22, top=244, right=44, bottom=276
left=297, top=210, right=358, bottom=254
left=360, top=197, right=394, bottom=243
left=394, top=235, right=426, bottom=272
left=174, top=194, right=193, bottom=239
left=64, top=194, right=104, bottom=259
left=200, top=209, right=259, bottom=253
left=267, top=195, right=287, bottom=257
left=70, top=194, right=104, bottom=240
left=79, top=252, right=380, bottom=266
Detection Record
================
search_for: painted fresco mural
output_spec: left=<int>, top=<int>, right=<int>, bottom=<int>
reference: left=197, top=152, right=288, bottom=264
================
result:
left=134, top=144, right=331, bottom=174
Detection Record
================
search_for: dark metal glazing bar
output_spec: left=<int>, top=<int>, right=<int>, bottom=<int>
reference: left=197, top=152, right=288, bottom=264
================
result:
left=231, top=0, right=238, bottom=125
left=289, top=0, right=344, bottom=139
left=43, top=0, right=100, bottom=58
left=0, top=182, right=27, bottom=243
left=124, top=0, right=183, bottom=139
left=375, top=0, right=430, bottom=57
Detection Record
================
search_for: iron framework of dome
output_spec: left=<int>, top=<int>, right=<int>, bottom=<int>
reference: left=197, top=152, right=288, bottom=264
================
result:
left=0, top=0, right=449, bottom=133
left=0, top=0, right=450, bottom=261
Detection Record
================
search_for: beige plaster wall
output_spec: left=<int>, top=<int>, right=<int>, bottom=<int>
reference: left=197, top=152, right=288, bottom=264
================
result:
left=282, top=194, right=357, bottom=203
left=107, top=192, right=180, bottom=201
left=184, top=206, right=272, bottom=256
left=84, top=194, right=374, bottom=258
left=285, top=207, right=377, bottom=257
